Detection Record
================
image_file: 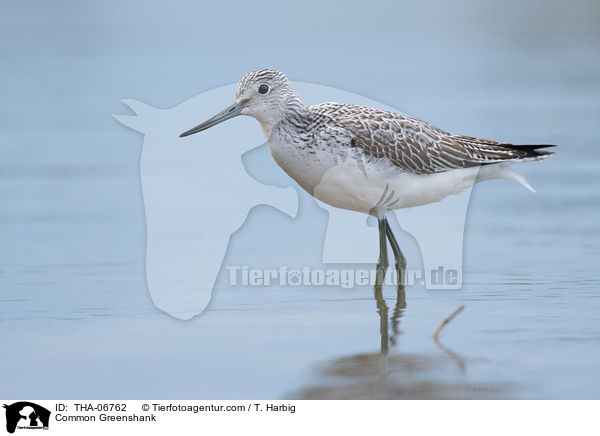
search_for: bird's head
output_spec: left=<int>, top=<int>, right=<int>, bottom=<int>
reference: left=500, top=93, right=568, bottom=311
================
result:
left=180, top=68, right=302, bottom=138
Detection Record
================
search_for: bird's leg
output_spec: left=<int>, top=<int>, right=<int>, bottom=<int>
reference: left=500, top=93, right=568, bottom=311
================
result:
left=376, top=218, right=389, bottom=285
left=383, top=219, right=407, bottom=344
left=385, top=219, right=406, bottom=285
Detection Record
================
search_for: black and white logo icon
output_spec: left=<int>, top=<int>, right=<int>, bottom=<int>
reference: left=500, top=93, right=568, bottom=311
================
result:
left=3, top=402, right=50, bottom=434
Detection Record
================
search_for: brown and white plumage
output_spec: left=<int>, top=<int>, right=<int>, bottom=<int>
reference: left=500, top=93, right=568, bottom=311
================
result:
left=309, top=102, right=554, bottom=175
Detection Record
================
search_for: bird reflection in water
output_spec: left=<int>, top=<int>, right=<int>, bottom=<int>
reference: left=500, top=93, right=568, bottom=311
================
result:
left=293, top=265, right=513, bottom=399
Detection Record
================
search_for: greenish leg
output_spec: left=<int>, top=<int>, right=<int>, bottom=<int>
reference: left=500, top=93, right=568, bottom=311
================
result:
left=376, top=218, right=389, bottom=285
left=385, top=219, right=406, bottom=280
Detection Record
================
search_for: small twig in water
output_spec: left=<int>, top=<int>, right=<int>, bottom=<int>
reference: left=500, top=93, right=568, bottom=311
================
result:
left=433, top=305, right=466, bottom=372
left=433, top=305, right=465, bottom=341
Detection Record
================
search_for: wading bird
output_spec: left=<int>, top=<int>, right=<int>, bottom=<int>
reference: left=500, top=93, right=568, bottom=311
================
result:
left=180, top=69, right=554, bottom=282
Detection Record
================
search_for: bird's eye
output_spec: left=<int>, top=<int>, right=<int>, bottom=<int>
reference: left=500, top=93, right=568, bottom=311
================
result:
left=258, top=84, right=269, bottom=94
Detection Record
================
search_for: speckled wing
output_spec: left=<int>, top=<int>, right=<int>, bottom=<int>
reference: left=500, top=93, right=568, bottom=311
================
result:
left=311, top=103, right=554, bottom=175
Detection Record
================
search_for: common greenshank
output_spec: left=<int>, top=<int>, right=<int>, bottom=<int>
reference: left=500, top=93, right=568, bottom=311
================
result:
left=180, top=69, right=555, bottom=282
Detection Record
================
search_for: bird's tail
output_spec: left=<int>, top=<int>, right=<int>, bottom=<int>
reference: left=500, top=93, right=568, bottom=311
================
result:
left=501, top=143, right=557, bottom=161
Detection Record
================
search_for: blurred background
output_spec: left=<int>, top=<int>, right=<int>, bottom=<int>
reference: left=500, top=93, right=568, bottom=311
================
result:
left=1, top=0, right=599, bottom=399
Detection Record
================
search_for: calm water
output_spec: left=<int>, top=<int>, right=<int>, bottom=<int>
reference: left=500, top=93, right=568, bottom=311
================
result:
left=1, top=1, right=600, bottom=399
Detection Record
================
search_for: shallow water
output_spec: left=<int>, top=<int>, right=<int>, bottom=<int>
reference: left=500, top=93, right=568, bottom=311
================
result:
left=1, top=1, right=600, bottom=399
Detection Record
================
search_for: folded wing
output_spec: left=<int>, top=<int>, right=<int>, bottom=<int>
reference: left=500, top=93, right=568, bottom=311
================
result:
left=312, top=103, right=556, bottom=175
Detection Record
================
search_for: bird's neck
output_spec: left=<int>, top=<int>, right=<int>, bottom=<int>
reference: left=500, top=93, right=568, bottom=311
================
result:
left=256, top=93, right=307, bottom=140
